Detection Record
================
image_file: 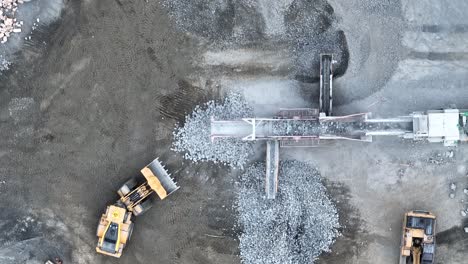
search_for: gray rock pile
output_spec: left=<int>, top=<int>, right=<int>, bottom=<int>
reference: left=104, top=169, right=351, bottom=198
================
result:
left=237, top=161, right=340, bottom=264
left=172, top=92, right=254, bottom=169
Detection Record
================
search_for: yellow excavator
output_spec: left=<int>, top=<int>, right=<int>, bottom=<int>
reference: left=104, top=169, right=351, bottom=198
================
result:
left=96, top=158, right=179, bottom=258
left=399, top=210, right=436, bottom=264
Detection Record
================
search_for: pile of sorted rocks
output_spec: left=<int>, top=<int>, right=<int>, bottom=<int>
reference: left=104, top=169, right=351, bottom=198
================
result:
left=237, top=161, right=340, bottom=264
left=0, top=0, right=28, bottom=43
left=172, top=92, right=254, bottom=169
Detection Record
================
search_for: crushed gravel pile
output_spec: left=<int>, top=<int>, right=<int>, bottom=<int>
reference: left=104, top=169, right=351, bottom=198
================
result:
left=172, top=92, right=254, bottom=169
left=237, top=161, right=340, bottom=264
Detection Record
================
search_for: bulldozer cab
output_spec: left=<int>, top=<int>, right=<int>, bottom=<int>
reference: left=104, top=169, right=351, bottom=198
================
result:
left=100, top=222, right=120, bottom=254
left=96, top=205, right=133, bottom=258
left=406, top=215, right=434, bottom=236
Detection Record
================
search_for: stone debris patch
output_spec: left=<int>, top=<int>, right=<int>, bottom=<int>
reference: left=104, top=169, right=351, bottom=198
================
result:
left=0, top=0, right=28, bottom=43
left=8, top=97, right=35, bottom=121
left=172, top=92, right=254, bottom=169
left=0, top=56, right=10, bottom=70
left=237, top=161, right=340, bottom=264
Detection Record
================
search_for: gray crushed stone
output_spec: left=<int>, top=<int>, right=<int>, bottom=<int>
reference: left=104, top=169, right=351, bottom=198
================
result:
left=265, top=119, right=413, bottom=137
left=172, top=92, right=254, bottom=169
left=237, top=161, right=340, bottom=264
left=270, top=120, right=354, bottom=136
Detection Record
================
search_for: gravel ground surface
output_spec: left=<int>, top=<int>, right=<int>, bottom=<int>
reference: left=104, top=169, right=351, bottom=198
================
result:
left=172, top=92, right=254, bottom=168
left=237, top=161, right=340, bottom=264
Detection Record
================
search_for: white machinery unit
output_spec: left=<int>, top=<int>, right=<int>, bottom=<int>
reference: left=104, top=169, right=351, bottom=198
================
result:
left=407, top=109, right=463, bottom=146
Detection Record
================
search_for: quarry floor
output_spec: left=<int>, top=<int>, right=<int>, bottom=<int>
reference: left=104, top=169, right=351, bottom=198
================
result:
left=0, top=0, right=468, bottom=263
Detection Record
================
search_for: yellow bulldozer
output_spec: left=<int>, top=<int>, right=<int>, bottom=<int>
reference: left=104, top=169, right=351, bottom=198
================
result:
left=96, top=158, right=179, bottom=258
left=399, top=210, right=436, bottom=264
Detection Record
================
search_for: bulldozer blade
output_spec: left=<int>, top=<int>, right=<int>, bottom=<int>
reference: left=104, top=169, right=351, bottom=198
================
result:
left=141, top=158, right=180, bottom=200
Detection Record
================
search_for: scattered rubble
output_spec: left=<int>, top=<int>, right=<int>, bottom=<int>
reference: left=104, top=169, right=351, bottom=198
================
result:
left=449, top=183, right=457, bottom=199
left=428, top=151, right=455, bottom=165
left=447, top=150, right=454, bottom=158
left=8, top=97, right=36, bottom=124
left=450, top=183, right=457, bottom=191
left=172, top=92, right=254, bottom=169
left=0, top=56, right=10, bottom=71
left=0, top=0, right=28, bottom=44
left=397, top=168, right=406, bottom=178
left=237, top=161, right=340, bottom=264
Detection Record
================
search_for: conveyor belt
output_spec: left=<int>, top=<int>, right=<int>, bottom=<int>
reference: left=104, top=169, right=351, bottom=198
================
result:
left=320, top=54, right=333, bottom=116
left=265, top=140, right=280, bottom=199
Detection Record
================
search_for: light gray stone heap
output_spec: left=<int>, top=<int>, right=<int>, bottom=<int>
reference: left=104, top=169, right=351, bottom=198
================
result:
left=237, top=161, right=340, bottom=264
left=172, top=92, right=254, bottom=169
